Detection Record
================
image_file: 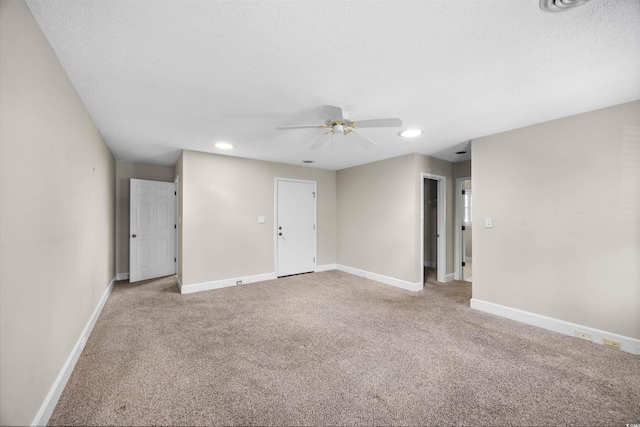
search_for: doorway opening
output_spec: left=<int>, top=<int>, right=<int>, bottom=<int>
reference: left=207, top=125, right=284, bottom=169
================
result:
left=129, top=178, right=176, bottom=283
left=421, top=173, right=446, bottom=284
left=455, top=177, right=472, bottom=281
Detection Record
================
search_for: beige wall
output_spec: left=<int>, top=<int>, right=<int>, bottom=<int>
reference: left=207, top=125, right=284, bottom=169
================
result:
left=472, top=101, right=640, bottom=339
left=337, top=154, right=418, bottom=282
left=337, top=153, right=455, bottom=284
left=180, top=150, right=336, bottom=286
left=181, top=150, right=456, bottom=288
left=0, top=1, right=116, bottom=425
left=454, top=160, right=471, bottom=178
left=115, top=160, right=176, bottom=276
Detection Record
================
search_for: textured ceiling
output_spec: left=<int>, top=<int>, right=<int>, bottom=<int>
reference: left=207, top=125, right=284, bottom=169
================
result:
left=25, top=0, right=640, bottom=170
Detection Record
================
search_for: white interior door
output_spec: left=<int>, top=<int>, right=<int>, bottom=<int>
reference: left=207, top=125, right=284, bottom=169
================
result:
left=130, top=179, right=176, bottom=282
left=276, top=179, right=316, bottom=277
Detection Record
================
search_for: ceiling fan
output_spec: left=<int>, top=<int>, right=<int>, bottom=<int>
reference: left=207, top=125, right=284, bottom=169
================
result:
left=277, top=105, right=402, bottom=150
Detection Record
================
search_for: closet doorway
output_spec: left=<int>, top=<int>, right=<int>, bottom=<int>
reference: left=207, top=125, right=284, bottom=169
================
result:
left=456, top=177, right=472, bottom=281
left=421, top=173, right=446, bottom=283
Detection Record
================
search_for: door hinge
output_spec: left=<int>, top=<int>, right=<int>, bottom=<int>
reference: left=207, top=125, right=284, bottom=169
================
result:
left=462, top=225, right=466, bottom=231
left=313, top=257, right=316, bottom=262
left=462, top=261, right=466, bottom=267
left=462, top=190, right=466, bottom=195
left=174, top=258, right=177, bottom=262
left=175, top=191, right=177, bottom=195
left=174, top=224, right=177, bottom=229
left=313, top=224, right=316, bottom=230
left=312, top=191, right=316, bottom=198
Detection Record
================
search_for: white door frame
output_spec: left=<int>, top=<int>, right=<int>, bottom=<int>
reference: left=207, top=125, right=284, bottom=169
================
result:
left=274, top=177, right=317, bottom=277
left=421, top=173, right=447, bottom=283
left=174, top=175, right=180, bottom=279
left=455, top=176, right=471, bottom=280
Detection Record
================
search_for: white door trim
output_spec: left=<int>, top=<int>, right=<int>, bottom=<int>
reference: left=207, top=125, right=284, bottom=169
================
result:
left=174, top=175, right=180, bottom=279
left=421, top=173, right=447, bottom=283
left=274, top=177, right=317, bottom=277
left=455, top=176, right=471, bottom=280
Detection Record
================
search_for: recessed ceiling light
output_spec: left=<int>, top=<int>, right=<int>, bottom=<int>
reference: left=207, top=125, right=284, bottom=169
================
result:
left=302, top=160, right=314, bottom=164
left=455, top=151, right=467, bottom=155
left=213, top=142, right=234, bottom=150
left=399, top=129, right=422, bottom=138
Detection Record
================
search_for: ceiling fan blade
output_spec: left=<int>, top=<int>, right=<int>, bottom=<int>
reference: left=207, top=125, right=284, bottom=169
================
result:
left=324, top=105, right=344, bottom=121
left=310, top=132, right=332, bottom=150
left=350, top=130, right=377, bottom=150
left=276, top=124, right=323, bottom=130
left=352, top=118, right=403, bottom=128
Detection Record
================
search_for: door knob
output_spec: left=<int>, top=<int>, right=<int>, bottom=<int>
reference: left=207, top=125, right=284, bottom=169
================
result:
left=132, top=234, right=137, bottom=238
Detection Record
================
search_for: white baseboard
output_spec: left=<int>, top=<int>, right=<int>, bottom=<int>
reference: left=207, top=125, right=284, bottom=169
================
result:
left=32, top=276, right=116, bottom=427
left=116, top=272, right=129, bottom=281
left=423, top=261, right=437, bottom=268
left=315, top=263, right=336, bottom=272
left=470, top=298, right=640, bottom=355
left=444, top=273, right=456, bottom=282
left=180, top=272, right=277, bottom=295
left=176, top=275, right=183, bottom=292
left=336, top=264, right=423, bottom=292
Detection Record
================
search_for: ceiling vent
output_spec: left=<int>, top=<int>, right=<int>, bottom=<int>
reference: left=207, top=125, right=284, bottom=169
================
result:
left=540, top=0, right=593, bottom=12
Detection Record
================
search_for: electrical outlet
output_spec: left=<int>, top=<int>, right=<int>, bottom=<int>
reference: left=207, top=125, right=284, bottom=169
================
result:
left=236, top=280, right=242, bottom=285
left=574, top=331, right=592, bottom=341
left=603, top=338, right=621, bottom=349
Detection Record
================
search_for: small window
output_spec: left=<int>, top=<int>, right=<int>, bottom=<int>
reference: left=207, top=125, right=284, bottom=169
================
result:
left=463, top=190, right=472, bottom=226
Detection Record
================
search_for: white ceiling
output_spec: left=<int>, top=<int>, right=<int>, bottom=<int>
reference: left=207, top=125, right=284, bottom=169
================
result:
left=25, top=0, right=640, bottom=170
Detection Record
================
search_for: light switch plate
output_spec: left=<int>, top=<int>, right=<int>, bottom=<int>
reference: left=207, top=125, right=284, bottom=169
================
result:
left=485, top=218, right=493, bottom=228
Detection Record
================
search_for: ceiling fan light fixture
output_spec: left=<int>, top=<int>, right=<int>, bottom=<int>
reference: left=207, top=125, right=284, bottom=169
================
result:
left=539, top=0, right=592, bottom=13
left=399, top=129, right=422, bottom=138
left=277, top=105, right=402, bottom=151
left=213, top=142, right=234, bottom=150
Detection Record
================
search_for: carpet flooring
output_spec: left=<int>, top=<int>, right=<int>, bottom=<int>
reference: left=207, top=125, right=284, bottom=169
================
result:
left=49, top=270, right=640, bottom=426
